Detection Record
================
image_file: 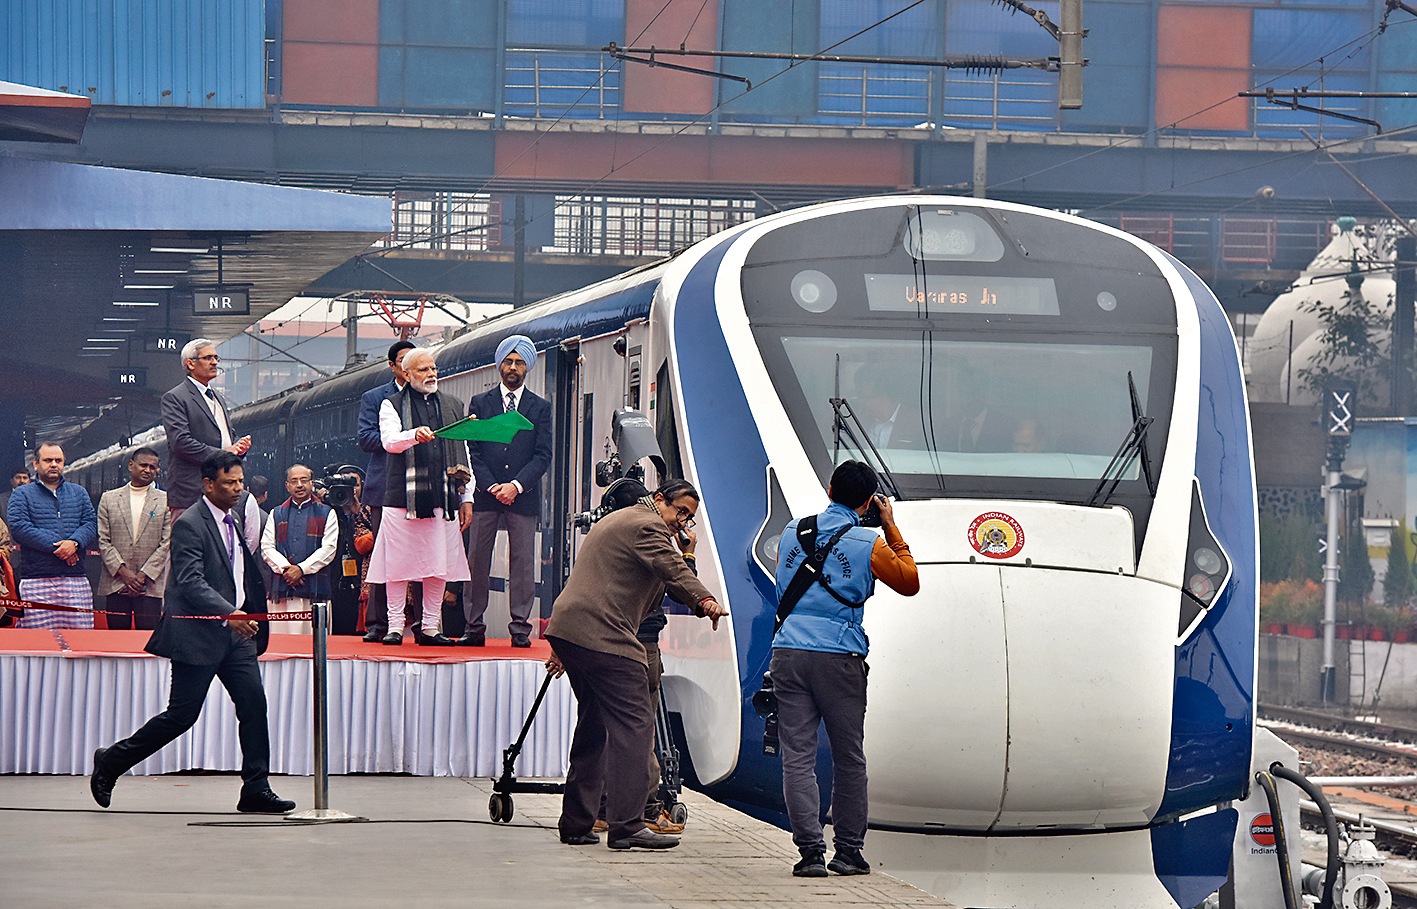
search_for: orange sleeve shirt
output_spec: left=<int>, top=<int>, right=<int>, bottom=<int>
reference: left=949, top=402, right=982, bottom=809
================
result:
left=870, top=524, right=920, bottom=596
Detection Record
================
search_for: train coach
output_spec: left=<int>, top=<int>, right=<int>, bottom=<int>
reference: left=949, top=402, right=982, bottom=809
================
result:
left=71, top=194, right=1312, bottom=908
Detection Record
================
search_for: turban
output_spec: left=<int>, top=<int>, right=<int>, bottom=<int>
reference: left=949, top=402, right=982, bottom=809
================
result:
left=495, top=335, right=537, bottom=372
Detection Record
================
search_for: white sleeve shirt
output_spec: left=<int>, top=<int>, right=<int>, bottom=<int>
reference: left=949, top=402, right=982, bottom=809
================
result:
left=261, top=500, right=340, bottom=576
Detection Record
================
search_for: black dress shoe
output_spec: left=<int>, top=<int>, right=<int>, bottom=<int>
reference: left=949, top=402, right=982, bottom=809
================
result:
left=237, top=788, right=296, bottom=814
left=511, top=635, right=532, bottom=648
left=381, top=631, right=403, bottom=646
left=90, top=747, right=115, bottom=809
left=456, top=632, right=485, bottom=647
left=413, top=629, right=455, bottom=646
left=362, top=628, right=386, bottom=643
left=559, top=832, right=600, bottom=846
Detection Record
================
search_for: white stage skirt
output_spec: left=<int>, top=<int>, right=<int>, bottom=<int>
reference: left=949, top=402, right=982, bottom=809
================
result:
left=0, top=653, right=575, bottom=777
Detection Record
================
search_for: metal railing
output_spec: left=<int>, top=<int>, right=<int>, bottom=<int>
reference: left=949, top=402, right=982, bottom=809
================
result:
left=503, top=48, right=622, bottom=120
left=382, top=191, right=757, bottom=259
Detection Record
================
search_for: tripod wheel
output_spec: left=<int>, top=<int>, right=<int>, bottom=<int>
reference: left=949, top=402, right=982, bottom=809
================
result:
left=668, top=802, right=688, bottom=825
left=489, top=793, right=514, bottom=823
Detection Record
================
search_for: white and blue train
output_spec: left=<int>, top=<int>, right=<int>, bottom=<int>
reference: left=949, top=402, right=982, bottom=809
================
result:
left=74, top=195, right=1290, bottom=908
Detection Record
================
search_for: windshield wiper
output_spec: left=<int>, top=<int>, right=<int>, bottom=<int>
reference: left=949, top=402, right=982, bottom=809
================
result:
left=830, top=356, right=905, bottom=500
left=1086, top=371, right=1158, bottom=507
left=830, top=395, right=905, bottom=500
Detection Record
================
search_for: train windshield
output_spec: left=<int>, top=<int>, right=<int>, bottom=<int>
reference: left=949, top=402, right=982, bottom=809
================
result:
left=779, top=336, right=1153, bottom=483
left=741, top=202, right=1178, bottom=505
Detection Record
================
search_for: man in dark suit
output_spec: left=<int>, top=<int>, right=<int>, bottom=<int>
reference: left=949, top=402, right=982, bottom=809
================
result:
left=161, top=338, right=251, bottom=514
left=460, top=334, right=552, bottom=648
left=356, top=339, right=415, bottom=642
left=90, top=451, right=295, bottom=814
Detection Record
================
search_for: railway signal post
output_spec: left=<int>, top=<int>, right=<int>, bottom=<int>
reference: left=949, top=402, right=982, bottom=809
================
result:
left=1322, top=380, right=1357, bottom=706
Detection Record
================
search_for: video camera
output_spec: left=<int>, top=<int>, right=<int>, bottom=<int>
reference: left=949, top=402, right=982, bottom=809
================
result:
left=318, top=464, right=363, bottom=509
left=571, top=409, right=666, bottom=531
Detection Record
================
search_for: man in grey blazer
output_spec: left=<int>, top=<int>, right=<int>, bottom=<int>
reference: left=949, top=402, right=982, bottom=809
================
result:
left=91, top=451, right=294, bottom=814
left=161, top=338, right=251, bottom=514
left=96, top=447, right=171, bottom=630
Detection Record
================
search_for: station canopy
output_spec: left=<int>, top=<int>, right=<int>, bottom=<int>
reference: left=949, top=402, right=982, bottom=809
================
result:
left=0, top=154, right=390, bottom=450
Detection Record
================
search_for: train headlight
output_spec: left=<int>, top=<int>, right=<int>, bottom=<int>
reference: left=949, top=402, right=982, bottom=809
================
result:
left=790, top=270, right=837, bottom=313
left=1179, top=479, right=1232, bottom=637
left=904, top=209, right=1005, bottom=262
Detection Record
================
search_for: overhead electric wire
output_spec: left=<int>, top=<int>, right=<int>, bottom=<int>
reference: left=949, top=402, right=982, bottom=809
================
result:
left=985, top=18, right=1412, bottom=197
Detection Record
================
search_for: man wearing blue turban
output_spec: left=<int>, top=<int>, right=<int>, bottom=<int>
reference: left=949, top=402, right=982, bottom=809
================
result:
left=459, top=334, right=553, bottom=647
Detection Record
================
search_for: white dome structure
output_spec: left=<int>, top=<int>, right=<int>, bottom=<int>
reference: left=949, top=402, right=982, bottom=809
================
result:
left=1246, top=220, right=1402, bottom=405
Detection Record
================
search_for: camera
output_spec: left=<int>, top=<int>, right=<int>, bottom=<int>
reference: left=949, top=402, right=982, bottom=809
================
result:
left=571, top=476, right=648, bottom=530
left=751, top=672, right=780, bottom=757
left=320, top=464, right=362, bottom=509
left=860, top=493, right=887, bottom=528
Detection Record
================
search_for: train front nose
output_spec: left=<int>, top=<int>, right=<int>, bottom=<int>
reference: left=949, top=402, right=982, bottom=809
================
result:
left=862, top=563, right=1180, bottom=831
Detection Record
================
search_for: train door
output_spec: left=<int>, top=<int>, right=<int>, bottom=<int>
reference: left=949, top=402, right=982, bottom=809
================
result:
left=566, top=322, right=649, bottom=569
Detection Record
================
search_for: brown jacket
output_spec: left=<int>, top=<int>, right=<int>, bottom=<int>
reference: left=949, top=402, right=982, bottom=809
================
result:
left=545, top=502, right=714, bottom=665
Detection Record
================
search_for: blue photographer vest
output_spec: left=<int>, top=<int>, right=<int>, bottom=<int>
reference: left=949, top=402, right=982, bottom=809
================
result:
left=271, top=498, right=333, bottom=601
left=771, top=502, right=878, bottom=656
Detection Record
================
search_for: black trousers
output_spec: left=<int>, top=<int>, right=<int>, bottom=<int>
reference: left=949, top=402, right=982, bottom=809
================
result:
left=101, top=640, right=272, bottom=791
left=548, top=635, right=654, bottom=842
left=104, top=594, right=162, bottom=631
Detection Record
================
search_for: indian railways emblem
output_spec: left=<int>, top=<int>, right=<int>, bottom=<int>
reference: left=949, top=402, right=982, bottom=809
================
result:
left=967, top=512, right=1025, bottom=559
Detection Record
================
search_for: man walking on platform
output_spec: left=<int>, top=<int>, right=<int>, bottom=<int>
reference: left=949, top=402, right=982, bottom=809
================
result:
left=357, top=340, right=415, bottom=642
left=460, top=334, right=552, bottom=648
left=770, top=460, right=919, bottom=878
left=6, top=442, right=98, bottom=630
left=91, top=451, right=294, bottom=814
left=260, top=464, right=338, bottom=635
left=96, top=447, right=170, bottom=630
left=161, top=338, right=251, bottom=515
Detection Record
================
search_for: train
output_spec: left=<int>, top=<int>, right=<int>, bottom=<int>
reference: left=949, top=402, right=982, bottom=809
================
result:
left=71, top=194, right=1297, bottom=908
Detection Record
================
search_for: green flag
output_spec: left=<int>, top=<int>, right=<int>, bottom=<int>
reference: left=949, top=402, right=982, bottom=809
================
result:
left=434, top=410, right=534, bottom=442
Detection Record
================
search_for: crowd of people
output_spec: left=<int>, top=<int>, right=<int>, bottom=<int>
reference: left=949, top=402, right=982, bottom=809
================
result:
left=2, top=335, right=921, bottom=874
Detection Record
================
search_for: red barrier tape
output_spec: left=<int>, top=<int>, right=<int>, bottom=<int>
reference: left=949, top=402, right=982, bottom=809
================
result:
left=0, top=595, right=310, bottom=623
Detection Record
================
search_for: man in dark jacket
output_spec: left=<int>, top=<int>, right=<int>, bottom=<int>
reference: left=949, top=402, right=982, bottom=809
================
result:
left=90, top=451, right=294, bottom=814
left=160, top=338, right=251, bottom=514
left=6, top=442, right=97, bottom=630
left=460, top=334, right=553, bottom=648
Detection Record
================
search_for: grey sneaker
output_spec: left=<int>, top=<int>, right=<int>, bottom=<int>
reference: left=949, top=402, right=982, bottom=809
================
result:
left=607, top=828, right=679, bottom=850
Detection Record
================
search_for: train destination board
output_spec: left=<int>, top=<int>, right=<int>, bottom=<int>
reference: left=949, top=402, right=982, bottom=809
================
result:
left=864, top=273, right=1060, bottom=316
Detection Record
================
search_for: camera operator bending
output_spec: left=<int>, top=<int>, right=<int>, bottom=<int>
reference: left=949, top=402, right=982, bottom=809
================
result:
left=260, top=464, right=338, bottom=635
left=544, top=481, right=726, bottom=851
left=770, top=460, right=919, bottom=879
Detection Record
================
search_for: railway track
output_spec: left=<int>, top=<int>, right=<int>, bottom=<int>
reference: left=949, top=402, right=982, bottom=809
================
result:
left=1260, top=704, right=1417, bottom=749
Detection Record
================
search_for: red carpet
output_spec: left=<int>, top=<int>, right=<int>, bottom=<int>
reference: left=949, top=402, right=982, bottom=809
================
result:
left=0, top=628, right=551, bottom=664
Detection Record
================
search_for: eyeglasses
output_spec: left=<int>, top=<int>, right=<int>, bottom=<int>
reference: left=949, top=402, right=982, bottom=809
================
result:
left=190, top=354, right=220, bottom=363
left=672, top=505, right=696, bottom=529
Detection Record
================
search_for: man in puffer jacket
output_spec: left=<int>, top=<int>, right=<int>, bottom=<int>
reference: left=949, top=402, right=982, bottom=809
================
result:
left=6, top=442, right=98, bottom=629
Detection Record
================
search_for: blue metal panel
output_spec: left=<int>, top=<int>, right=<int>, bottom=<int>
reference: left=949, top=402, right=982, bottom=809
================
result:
left=1, top=0, right=265, bottom=109
left=1252, top=8, right=1368, bottom=68
left=1253, top=71, right=1368, bottom=138
left=505, top=0, right=623, bottom=47
left=943, top=0, right=1059, bottom=131
left=403, top=46, right=498, bottom=109
left=1060, top=0, right=1153, bottom=132
left=720, top=0, right=819, bottom=119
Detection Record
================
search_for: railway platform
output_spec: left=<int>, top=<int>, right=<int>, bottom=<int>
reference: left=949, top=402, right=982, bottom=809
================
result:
left=0, top=774, right=954, bottom=908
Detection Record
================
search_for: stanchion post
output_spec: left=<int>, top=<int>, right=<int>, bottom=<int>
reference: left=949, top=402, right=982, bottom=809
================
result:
left=288, top=599, right=361, bottom=822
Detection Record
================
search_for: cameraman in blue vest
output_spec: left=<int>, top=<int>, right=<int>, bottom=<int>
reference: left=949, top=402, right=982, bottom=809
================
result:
left=770, top=460, right=919, bottom=879
left=260, top=464, right=338, bottom=635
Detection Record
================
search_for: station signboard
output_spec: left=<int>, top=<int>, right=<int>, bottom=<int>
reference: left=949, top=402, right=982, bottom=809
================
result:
left=192, top=289, right=249, bottom=316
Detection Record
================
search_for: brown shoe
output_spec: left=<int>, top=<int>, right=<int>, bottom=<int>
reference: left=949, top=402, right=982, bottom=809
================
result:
left=592, top=819, right=608, bottom=833
left=644, top=811, right=685, bottom=835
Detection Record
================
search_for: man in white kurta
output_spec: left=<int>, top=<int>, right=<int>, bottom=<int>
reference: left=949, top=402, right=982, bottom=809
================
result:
left=365, top=349, right=473, bottom=646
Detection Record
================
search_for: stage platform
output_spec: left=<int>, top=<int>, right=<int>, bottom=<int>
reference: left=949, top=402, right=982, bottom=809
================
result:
left=0, top=629, right=574, bottom=778
left=0, top=775, right=956, bottom=909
